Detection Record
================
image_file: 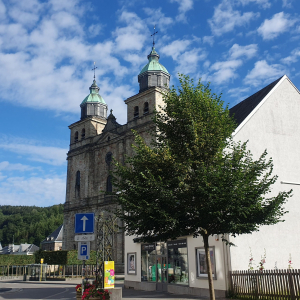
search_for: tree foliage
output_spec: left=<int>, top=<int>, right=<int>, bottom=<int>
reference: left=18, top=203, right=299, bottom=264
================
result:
left=0, top=204, right=63, bottom=247
left=112, top=75, right=291, bottom=299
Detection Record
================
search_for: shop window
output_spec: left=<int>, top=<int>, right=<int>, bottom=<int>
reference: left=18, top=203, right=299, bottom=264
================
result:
left=106, top=175, right=112, bottom=192
left=75, top=131, right=78, bottom=142
left=81, top=128, right=85, bottom=139
left=196, top=247, right=216, bottom=279
left=141, top=244, right=156, bottom=282
left=134, top=106, right=139, bottom=118
left=75, top=170, right=80, bottom=197
left=167, top=239, right=188, bottom=285
left=144, top=102, right=149, bottom=114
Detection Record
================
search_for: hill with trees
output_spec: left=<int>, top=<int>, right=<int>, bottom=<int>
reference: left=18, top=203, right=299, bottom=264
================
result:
left=0, top=204, right=64, bottom=247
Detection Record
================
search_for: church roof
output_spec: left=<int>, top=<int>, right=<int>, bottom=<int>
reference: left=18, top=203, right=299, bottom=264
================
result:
left=81, top=80, right=106, bottom=106
left=139, top=47, right=169, bottom=75
left=229, top=76, right=284, bottom=126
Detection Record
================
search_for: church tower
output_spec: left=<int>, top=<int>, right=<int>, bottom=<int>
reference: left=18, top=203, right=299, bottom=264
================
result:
left=63, top=44, right=170, bottom=274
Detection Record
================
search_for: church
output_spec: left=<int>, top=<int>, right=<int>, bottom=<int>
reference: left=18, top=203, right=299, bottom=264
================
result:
left=63, top=39, right=300, bottom=296
left=62, top=45, right=170, bottom=273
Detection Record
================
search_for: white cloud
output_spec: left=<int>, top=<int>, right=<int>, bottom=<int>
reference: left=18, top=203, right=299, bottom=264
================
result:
left=244, top=60, right=285, bottom=86
left=209, top=0, right=259, bottom=36
left=281, top=48, right=300, bottom=65
left=203, top=36, right=214, bottom=46
left=0, top=0, right=6, bottom=20
left=0, top=137, right=67, bottom=166
left=7, top=0, right=42, bottom=28
left=0, top=161, right=37, bottom=172
left=174, top=48, right=206, bottom=75
left=258, top=12, right=296, bottom=40
left=144, top=7, right=173, bottom=31
left=228, top=87, right=251, bottom=100
left=160, top=39, right=192, bottom=60
left=282, top=0, right=293, bottom=8
left=229, top=44, right=258, bottom=59
left=170, top=0, right=193, bottom=22
left=0, top=174, right=66, bottom=206
left=210, top=59, right=243, bottom=84
left=237, top=0, right=271, bottom=8
left=114, top=11, right=147, bottom=52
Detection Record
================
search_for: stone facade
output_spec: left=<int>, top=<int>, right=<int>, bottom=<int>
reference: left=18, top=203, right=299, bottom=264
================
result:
left=63, top=47, right=170, bottom=274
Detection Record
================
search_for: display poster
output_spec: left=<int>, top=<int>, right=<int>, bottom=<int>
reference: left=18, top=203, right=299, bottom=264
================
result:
left=104, top=261, right=115, bottom=289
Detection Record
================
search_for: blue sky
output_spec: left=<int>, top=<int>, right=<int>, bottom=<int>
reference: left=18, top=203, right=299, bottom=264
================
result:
left=0, top=0, right=299, bottom=207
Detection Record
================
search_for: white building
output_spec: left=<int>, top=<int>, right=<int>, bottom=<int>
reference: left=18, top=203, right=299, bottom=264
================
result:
left=123, top=75, right=300, bottom=297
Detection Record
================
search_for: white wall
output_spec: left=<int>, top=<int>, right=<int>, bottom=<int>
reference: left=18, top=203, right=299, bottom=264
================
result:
left=230, top=77, right=300, bottom=270
left=187, top=235, right=230, bottom=291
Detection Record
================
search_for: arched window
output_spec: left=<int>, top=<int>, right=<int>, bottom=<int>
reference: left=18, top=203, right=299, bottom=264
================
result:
left=134, top=106, right=139, bottom=118
left=106, top=175, right=112, bottom=193
left=75, top=131, right=78, bottom=142
left=81, top=128, right=85, bottom=139
left=75, top=170, right=80, bottom=197
left=144, top=102, right=149, bottom=114
left=105, top=152, right=112, bottom=166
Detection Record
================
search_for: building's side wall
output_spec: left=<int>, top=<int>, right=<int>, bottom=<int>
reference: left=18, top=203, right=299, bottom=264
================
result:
left=230, top=78, right=300, bottom=270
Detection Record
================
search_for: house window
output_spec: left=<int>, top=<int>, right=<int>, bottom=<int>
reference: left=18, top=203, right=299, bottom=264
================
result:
left=75, top=170, right=80, bottom=197
left=81, top=128, right=85, bottom=139
left=106, top=175, right=112, bottom=192
left=134, top=106, right=139, bottom=118
left=75, top=131, right=78, bottom=142
left=144, top=102, right=149, bottom=114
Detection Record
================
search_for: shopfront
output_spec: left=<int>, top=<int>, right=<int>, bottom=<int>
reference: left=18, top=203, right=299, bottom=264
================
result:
left=124, top=234, right=230, bottom=297
left=140, top=240, right=188, bottom=291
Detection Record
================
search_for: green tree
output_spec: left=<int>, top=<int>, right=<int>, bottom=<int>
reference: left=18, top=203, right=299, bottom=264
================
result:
left=112, top=75, right=292, bottom=300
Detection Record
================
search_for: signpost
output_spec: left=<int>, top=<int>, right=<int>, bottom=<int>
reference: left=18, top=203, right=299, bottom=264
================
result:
left=75, top=213, right=94, bottom=296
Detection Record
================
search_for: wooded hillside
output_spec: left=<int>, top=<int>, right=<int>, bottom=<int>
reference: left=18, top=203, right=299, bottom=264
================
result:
left=0, top=204, right=64, bottom=247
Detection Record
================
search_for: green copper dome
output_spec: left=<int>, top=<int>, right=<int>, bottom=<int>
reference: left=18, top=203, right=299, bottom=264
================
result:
left=81, top=80, right=106, bottom=106
left=139, top=47, right=169, bottom=75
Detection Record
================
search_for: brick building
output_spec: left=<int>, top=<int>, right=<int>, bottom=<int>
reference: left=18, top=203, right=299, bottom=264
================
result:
left=62, top=46, right=170, bottom=273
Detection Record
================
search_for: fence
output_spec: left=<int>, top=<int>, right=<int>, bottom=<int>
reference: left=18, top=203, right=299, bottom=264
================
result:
left=230, top=269, right=300, bottom=300
left=0, top=264, right=97, bottom=278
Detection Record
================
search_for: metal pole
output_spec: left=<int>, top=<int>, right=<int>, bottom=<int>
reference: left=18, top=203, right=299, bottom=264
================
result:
left=82, top=260, right=85, bottom=297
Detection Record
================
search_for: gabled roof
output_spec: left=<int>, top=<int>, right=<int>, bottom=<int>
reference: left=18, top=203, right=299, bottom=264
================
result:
left=41, top=224, right=63, bottom=244
left=0, top=243, right=39, bottom=255
left=229, top=76, right=284, bottom=127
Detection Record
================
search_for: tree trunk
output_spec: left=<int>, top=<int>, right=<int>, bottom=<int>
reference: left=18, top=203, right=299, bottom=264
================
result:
left=203, top=234, right=215, bottom=300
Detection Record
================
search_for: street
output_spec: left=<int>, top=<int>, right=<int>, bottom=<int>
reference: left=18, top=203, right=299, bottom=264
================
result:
left=0, top=279, right=209, bottom=300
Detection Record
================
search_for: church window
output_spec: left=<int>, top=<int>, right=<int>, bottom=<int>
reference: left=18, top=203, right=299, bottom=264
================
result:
left=105, top=152, right=112, bottom=166
left=134, top=106, right=139, bottom=118
left=75, top=131, right=78, bottom=142
left=106, top=175, right=112, bottom=193
left=144, top=102, right=149, bottom=115
left=81, top=128, right=85, bottom=139
left=75, top=171, right=80, bottom=197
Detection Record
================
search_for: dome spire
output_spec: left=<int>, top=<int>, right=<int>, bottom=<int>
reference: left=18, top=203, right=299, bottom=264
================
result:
left=80, top=62, right=107, bottom=120
left=138, top=27, right=170, bottom=93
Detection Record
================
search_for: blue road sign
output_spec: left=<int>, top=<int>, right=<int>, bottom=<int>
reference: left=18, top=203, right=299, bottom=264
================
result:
left=78, top=242, right=90, bottom=260
left=75, top=213, right=94, bottom=234
left=80, top=244, right=88, bottom=256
